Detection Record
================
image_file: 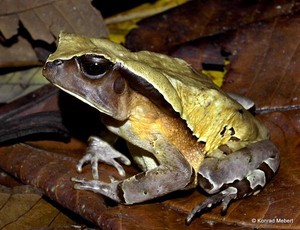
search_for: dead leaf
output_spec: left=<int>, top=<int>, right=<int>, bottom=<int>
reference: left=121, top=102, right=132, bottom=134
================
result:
left=0, top=0, right=108, bottom=67
left=0, top=67, right=48, bottom=103
left=221, top=14, right=300, bottom=110
left=0, top=84, right=59, bottom=122
left=105, top=0, right=188, bottom=43
left=0, top=185, right=77, bottom=229
left=125, top=0, right=300, bottom=52
left=0, top=142, right=256, bottom=230
left=0, top=169, right=23, bottom=188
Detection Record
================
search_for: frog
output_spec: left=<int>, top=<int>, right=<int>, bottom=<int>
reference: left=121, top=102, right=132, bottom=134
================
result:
left=42, top=33, right=280, bottom=224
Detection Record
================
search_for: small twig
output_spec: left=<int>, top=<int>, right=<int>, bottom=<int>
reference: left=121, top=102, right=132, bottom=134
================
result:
left=255, top=104, right=300, bottom=114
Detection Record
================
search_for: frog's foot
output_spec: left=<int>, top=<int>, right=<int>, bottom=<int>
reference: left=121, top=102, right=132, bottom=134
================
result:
left=76, top=136, right=131, bottom=179
left=186, top=187, right=237, bottom=224
left=71, top=177, right=122, bottom=202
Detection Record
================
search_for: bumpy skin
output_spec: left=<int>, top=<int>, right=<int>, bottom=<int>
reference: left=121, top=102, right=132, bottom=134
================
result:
left=43, top=33, right=280, bottom=224
left=187, top=140, right=279, bottom=224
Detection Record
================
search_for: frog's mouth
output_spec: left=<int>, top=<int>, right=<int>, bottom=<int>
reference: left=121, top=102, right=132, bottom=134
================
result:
left=53, top=83, right=113, bottom=116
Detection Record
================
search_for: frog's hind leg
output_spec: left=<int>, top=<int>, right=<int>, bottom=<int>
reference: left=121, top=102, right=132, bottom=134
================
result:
left=186, top=140, right=280, bottom=224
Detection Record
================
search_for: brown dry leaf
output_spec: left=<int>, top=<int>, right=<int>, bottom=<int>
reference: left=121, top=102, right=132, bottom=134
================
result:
left=0, top=0, right=108, bottom=67
left=0, top=142, right=253, bottom=230
left=0, top=185, right=77, bottom=229
left=125, top=0, right=300, bottom=52
left=221, top=14, right=300, bottom=110
left=0, top=67, right=48, bottom=103
left=0, top=170, right=23, bottom=188
left=106, top=0, right=188, bottom=43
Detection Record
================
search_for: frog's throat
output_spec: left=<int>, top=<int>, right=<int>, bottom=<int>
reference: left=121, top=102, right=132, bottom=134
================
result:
left=53, top=83, right=112, bottom=116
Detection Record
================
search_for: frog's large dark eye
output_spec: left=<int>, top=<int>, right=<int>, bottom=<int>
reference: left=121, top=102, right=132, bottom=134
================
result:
left=78, top=55, right=113, bottom=79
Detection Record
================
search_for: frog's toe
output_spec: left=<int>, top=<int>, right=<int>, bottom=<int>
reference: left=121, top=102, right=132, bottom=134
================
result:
left=186, top=187, right=237, bottom=225
left=76, top=154, right=92, bottom=172
left=71, top=177, right=91, bottom=190
left=71, top=177, right=122, bottom=202
left=71, top=177, right=104, bottom=191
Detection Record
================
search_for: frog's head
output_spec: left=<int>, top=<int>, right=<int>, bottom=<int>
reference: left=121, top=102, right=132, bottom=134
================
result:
left=42, top=33, right=176, bottom=121
left=43, top=54, right=132, bottom=121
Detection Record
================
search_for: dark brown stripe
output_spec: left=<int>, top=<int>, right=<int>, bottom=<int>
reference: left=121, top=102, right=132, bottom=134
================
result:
left=258, top=162, right=275, bottom=182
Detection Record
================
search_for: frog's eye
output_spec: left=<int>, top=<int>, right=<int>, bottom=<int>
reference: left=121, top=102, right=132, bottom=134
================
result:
left=78, top=55, right=113, bottom=79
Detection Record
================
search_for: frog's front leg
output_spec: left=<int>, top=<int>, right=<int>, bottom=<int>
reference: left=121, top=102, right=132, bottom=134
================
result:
left=76, top=136, right=131, bottom=179
left=72, top=137, right=194, bottom=204
left=187, top=140, right=280, bottom=224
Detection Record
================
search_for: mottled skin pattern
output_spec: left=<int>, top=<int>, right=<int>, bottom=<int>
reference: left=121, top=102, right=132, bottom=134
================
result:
left=43, top=33, right=280, bottom=224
